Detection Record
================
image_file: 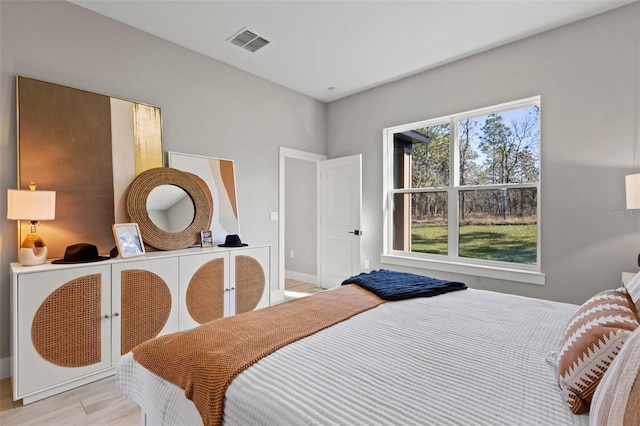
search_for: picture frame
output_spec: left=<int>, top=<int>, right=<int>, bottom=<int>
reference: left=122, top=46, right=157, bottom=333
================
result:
left=112, top=223, right=145, bottom=258
left=201, top=230, right=214, bottom=248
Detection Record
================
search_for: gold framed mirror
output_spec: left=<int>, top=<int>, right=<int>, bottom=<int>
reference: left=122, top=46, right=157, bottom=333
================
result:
left=125, top=167, right=212, bottom=250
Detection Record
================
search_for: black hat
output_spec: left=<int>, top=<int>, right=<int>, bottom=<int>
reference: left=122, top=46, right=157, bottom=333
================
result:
left=52, top=243, right=110, bottom=264
left=218, top=234, right=248, bottom=247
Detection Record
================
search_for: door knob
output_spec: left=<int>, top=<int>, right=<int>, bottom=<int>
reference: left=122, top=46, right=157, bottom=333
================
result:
left=348, top=230, right=362, bottom=236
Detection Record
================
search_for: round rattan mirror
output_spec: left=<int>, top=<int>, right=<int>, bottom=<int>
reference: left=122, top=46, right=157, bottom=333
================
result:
left=146, top=185, right=195, bottom=232
left=125, top=167, right=212, bottom=250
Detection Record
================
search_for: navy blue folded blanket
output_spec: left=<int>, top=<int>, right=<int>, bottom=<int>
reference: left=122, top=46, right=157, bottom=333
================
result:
left=342, top=269, right=467, bottom=301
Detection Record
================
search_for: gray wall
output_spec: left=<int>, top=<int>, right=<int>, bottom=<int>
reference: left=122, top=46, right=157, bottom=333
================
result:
left=327, top=2, right=640, bottom=305
left=285, top=157, right=317, bottom=277
left=0, top=0, right=326, bottom=375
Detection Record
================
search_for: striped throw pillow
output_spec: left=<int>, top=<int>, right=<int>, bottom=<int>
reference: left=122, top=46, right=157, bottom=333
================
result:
left=557, top=289, right=640, bottom=414
left=590, top=326, right=640, bottom=426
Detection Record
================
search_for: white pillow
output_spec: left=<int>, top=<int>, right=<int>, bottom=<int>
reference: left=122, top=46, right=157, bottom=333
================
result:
left=623, top=272, right=640, bottom=313
left=590, top=326, right=640, bottom=425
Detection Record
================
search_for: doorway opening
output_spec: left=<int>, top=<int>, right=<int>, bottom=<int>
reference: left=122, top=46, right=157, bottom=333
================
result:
left=277, top=148, right=326, bottom=304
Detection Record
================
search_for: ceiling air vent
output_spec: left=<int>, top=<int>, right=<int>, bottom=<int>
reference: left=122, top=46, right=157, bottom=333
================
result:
left=228, top=28, right=270, bottom=53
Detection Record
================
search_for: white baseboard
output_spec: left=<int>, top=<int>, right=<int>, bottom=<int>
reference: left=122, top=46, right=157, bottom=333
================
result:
left=1, top=356, right=10, bottom=379
left=285, top=270, right=318, bottom=285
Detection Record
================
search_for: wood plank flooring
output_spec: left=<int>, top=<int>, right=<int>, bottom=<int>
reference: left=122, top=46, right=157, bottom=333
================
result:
left=0, top=279, right=322, bottom=425
left=0, top=376, right=140, bottom=425
left=284, top=278, right=324, bottom=300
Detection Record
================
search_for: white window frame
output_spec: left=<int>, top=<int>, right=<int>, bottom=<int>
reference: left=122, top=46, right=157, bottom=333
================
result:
left=381, top=96, right=544, bottom=285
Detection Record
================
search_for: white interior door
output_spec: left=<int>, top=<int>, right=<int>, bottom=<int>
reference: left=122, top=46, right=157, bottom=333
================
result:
left=319, top=154, right=362, bottom=288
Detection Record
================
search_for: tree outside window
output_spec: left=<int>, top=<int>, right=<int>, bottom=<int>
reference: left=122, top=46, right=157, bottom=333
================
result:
left=386, top=97, right=540, bottom=269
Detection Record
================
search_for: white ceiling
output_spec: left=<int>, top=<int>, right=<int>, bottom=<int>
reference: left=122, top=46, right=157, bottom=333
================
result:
left=69, top=0, right=636, bottom=103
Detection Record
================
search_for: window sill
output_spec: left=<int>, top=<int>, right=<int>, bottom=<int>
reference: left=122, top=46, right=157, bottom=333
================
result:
left=380, top=254, right=545, bottom=286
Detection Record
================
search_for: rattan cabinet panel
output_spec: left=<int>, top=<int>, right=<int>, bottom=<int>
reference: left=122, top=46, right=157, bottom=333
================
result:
left=111, top=258, right=179, bottom=362
left=179, top=251, right=230, bottom=330
left=232, top=246, right=270, bottom=315
left=13, top=265, right=112, bottom=401
left=185, top=257, right=226, bottom=324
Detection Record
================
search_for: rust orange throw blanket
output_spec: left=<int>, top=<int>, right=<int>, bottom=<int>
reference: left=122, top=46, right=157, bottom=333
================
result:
left=132, top=284, right=384, bottom=426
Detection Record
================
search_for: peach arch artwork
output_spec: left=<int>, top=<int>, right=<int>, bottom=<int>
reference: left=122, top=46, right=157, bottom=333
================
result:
left=168, top=152, right=240, bottom=244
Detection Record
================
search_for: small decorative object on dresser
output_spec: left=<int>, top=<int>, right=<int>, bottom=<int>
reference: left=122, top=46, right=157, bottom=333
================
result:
left=112, top=223, right=145, bottom=258
left=201, top=230, right=214, bottom=248
left=6, top=183, right=56, bottom=266
left=51, top=243, right=109, bottom=264
left=218, top=234, right=248, bottom=247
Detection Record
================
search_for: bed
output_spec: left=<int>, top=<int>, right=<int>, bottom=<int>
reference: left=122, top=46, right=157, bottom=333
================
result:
left=116, top=272, right=640, bottom=426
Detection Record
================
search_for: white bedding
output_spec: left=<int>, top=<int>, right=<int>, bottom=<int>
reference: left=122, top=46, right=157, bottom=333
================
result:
left=116, top=288, right=589, bottom=425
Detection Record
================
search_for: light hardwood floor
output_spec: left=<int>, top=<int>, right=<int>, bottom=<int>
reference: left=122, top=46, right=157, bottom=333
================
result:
left=284, top=278, right=324, bottom=300
left=0, top=375, right=140, bottom=425
left=0, top=279, right=322, bottom=425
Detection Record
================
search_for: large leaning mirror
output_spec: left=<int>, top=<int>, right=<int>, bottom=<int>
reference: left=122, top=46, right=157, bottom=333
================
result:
left=126, top=167, right=212, bottom=250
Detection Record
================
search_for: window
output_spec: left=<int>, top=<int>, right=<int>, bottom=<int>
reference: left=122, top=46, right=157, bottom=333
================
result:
left=382, top=97, right=543, bottom=284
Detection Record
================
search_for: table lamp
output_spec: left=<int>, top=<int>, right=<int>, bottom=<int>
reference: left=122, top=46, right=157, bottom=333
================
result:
left=7, top=183, right=56, bottom=266
left=626, top=173, right=640, bottom=267
left=626, top=173, right=640, bottom=209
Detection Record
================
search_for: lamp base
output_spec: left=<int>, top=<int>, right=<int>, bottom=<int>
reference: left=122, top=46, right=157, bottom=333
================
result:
left=21, top=232, right=44, bottom=249
left=19, top=246, right=48, bottom=266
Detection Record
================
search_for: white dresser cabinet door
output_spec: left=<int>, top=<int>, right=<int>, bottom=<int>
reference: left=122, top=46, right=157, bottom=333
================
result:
left=16, top=265, right=111, bottom=398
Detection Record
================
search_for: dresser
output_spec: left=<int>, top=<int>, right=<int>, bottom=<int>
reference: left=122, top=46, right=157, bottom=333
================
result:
left=10, top=245, right=270, bottom=404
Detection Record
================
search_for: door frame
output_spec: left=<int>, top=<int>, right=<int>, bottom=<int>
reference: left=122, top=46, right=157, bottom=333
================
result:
left=277, top=147, right=326, bottom=304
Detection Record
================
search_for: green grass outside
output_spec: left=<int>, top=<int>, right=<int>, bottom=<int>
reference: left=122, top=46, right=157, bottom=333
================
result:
left=411, top=222, right=537, bottom=264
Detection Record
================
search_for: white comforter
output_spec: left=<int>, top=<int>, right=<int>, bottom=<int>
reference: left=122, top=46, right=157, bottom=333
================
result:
left=117, top=288, right=589, bottom=426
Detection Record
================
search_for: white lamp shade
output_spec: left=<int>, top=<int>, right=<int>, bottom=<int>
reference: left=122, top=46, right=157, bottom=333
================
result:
left=626, top=174, right=640, bottom=210
left=7, top=189, right=56, bottom=220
